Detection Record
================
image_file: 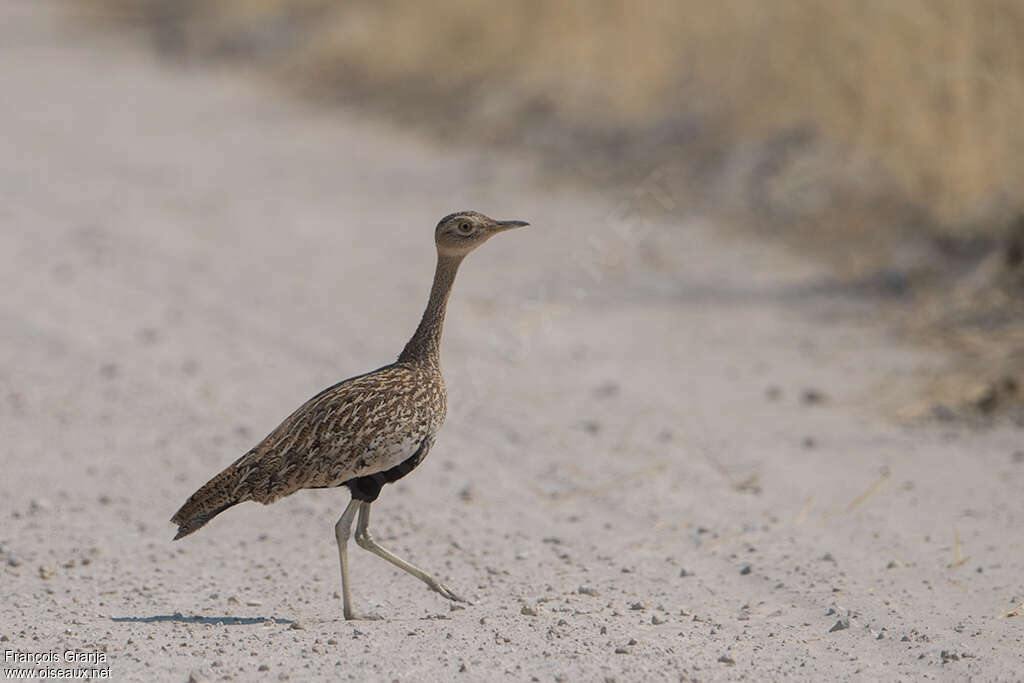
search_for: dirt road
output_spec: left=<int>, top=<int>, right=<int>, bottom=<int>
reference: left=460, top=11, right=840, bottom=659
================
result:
left=2, top=1, right=1021, bottom=680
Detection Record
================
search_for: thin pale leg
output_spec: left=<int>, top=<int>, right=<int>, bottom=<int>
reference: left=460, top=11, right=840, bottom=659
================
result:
left=354, top=501, right=468, bottom=604
left=334, top=498, right=380, bottom=620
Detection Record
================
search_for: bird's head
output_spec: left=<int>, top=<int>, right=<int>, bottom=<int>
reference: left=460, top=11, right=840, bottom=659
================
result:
left=434, top=211, right=529, bottom=257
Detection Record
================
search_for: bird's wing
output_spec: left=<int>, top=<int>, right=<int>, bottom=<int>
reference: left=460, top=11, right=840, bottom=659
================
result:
left=238, top=364, right=440, bottom=502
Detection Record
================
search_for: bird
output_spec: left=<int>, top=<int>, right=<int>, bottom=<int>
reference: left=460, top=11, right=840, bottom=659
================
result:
left=170, top=211, right=530, bottom=619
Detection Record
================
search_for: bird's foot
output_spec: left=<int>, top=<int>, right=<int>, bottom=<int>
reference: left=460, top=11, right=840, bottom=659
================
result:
left=343, top=608, right=383, bottom=621
left=428, top=579, right=472, bottom=605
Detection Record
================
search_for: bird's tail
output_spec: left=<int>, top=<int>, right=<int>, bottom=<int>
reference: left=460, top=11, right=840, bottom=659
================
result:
left=170, top=453, right=253, bottom=540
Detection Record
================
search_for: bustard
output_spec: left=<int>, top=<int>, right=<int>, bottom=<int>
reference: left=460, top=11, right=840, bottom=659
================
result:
left=171, top=211, right=529, bottom=619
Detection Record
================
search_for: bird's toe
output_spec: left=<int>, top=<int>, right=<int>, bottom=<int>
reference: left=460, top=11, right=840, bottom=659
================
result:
left=432, top=581, right=471, bottom=604
left=344, top=611, right=384, bottom=621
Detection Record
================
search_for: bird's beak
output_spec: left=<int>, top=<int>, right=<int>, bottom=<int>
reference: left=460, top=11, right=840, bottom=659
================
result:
left=494, top=220, right=530, bottom=232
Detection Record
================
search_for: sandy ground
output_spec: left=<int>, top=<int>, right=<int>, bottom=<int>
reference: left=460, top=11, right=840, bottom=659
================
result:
left=2, top=1, right=1022, bottom=681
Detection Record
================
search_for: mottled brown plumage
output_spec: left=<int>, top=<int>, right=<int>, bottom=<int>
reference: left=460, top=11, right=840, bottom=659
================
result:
left=170, top=362, right=446, bottom=537
left=171, top=211, right=529, bottom=619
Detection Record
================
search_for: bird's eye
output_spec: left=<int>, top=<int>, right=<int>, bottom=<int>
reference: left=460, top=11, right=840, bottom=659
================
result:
left=456, top=222, right=473, bottom=235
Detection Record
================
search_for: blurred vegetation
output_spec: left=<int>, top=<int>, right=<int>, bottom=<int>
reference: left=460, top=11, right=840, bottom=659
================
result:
left=78, top=0, right=1022, bottom=418
left=82, top=1, right=1024, bottom=228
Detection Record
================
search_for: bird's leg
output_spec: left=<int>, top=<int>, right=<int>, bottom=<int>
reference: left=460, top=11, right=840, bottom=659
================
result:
left=334, top=498, right=381, bottom=620
left=354, top=502, right=469, bottom=604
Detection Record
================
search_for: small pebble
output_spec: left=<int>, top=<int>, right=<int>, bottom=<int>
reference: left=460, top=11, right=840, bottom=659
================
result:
left=828, top=618, right=850, bottom=633
left=802, top=389, right=826, bottom=405
left=739, top=565, right=752, bottom=575
left=521, top=606, right=538, bottom=617
left=289, top=622, right=305, bottom=630
left=718, top=655, right=735, bottom=665
left=614, top=647, right=631, bottom=655
left=630, top=602, right=645, bottom=611
left=578, top=585, right=599, bottom=596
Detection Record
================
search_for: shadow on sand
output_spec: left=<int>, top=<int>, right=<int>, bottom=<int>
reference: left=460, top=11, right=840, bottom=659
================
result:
left=110, top=613, right=292, bottom=626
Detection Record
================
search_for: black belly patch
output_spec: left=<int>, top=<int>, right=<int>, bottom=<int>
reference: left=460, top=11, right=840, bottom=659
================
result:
left=345, top=436, right=433, bottom=502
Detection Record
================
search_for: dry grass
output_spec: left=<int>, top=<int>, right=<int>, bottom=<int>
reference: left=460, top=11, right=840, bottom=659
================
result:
left=81, top=0, right=1024, bottom=234
left=77, top=0, right=1024, bottom=415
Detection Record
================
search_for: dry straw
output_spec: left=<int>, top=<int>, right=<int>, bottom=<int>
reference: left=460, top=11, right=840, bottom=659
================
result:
left=83, top=0, right=1024, bottom=233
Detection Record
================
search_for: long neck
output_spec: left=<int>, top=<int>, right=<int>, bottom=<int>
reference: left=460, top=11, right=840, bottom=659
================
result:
left=398, top=253, right=464, bottom=365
